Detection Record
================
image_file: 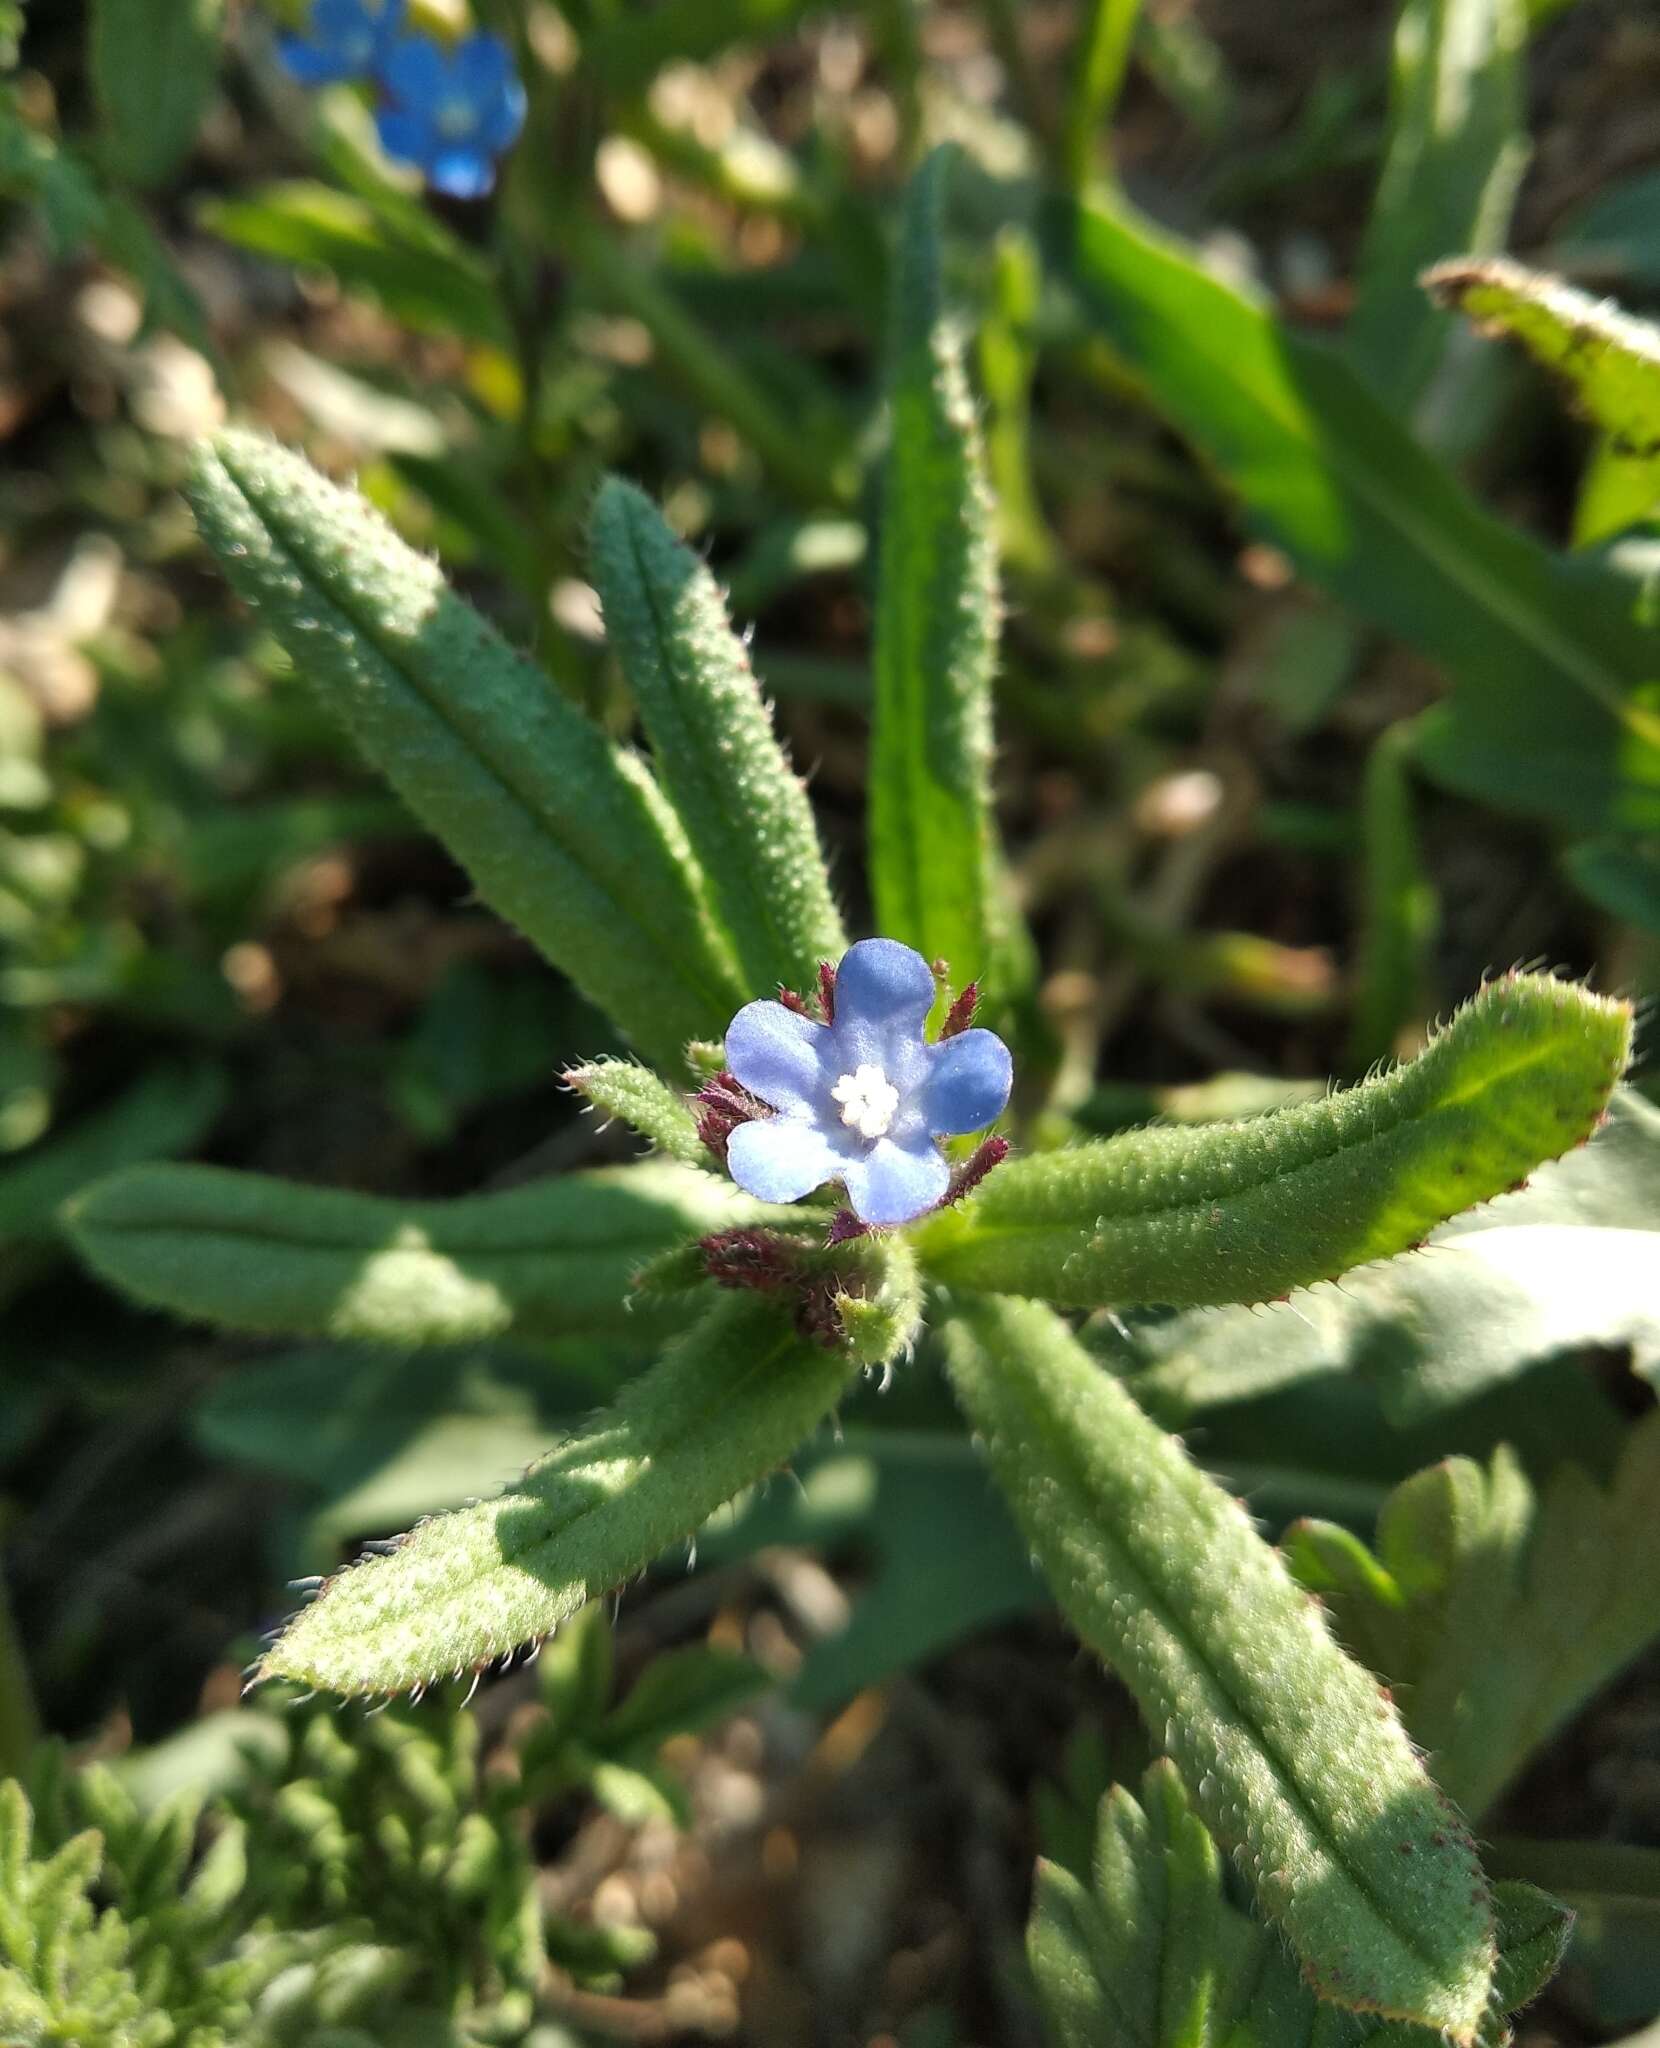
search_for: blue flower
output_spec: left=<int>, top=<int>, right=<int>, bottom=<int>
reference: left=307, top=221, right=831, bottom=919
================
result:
left=721, top=939, right=1012, bottom=1227
left=277, top=0, right=405, bottom=86
left=374, top=31, right=526, bottom=199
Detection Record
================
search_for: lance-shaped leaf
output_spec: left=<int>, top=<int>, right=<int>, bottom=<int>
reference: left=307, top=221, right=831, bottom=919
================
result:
left=1043, top=195, right=1660, bottom=831
left=188, top=431, right=743, bottom=1074
left=1119, top=1086, right=1660, bottom=1426
left=563, top=1058, right=707, bottom=1168
left=916, top=972, right=1630, bottom=1307
left=1346, top=0, right=1527, bottom=417
left=91, top=0, right=224, bottom=190
left=1031, top=1763, right=1568, bottom=2048
left=944, top=1293, right=1497, bottom=2036
left=869, top=147, right=1000, bottom=998
left=66, top=1159, right=747, bottom=1348
left=587, top=479, right=845, bottom=997
left=261, top=1293, right=861, bottom=1695
left=1285, top=1412, right=1660, bottom=1819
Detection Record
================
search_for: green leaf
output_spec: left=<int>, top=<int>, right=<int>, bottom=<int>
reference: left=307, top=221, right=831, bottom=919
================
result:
left=1564, top=835, right=1660, bottom=935
left=917, top=972, right=1630, bottom=1308
left=1062, top=0, right=1146, bottom=192
left=1427, top=256, right=1660, bottom=530
left=1285, top=1412, right=1660, bottom=1818
left=1347, top=0, right=1527, bottom=416
left=1043, top=194, right=1660, bottom=831
left=91, top=0, right=224, bottom=190
left=587, top=478, right=846, bottom=997
left=944, top=1294, right=1497, bottom=2037
left=870, top=148, right=1000, bottom=999
left=594, top=1645, right=768, bottom=1767
left=1121, top=1086, right=1660, bottom=1424
left=66, top=1158, right=745, bottom=1347
left=563, top=1057, right=707, bottom=1167
left=201, top=184, right=508, bottom=345
left=187, top=430, right=744, bottom=1073
left=1032, top=1769, right=1568, bottom=2048
left=0, top=1063, right=224, bottom=1249
left=1346, top=720, right=1437, bottom=1071
left=259, top=1294, right=861, bottom=1695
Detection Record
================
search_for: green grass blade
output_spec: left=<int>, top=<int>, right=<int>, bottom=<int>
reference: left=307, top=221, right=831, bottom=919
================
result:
left=916, top=972, right=1631, bottom=1305
left=943, top=1293, right=1497, bottom=2037
left=66, top=1159, right=747, bottom=1347
left=588, top=478, right=846, bottom=997
left=260, top=1294, right=860, bottom=1695
left=1043, top=195, right=1660, bottom=831
left=870, top=148, right=1001, bottom=999
left=1347, top=0, right=1527, bottom=415
left=187, top=430, right=743, bottom=1073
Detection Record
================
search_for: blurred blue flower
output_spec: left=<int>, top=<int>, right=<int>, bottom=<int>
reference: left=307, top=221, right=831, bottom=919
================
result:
left=375, top=32, right=526, bottom=199
left=722, top=939, right=1012, bottom=1227
left=277, top=0, right=405, bottom=86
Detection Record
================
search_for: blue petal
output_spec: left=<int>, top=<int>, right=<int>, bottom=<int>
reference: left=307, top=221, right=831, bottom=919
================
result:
left=728, top=1118, right=839, bottom=1205
left=725, top=1001, right=826, bottom=1117
left=834, top=939, right=937, bottom=1037
left=313, top=0, right=371, bottom=37
left=452, top=31, right=513, bottom=96
left=920, top=1029, right=1012, bottom=1135
left=382, top=32, right=450, bottom=109
left=428, top=146, right=497, bottom=198
left=476, top=73, right=527, bottom=152
left=375, top=105, right=435, bottom=167
left=842, top=1137, right=950, bottom=1226
left=278, top=36, right=355, bottom=83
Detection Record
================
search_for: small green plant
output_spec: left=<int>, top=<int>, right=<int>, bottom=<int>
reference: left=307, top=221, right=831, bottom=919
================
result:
left=51, top=144, right=1646, bottom=2045
left=1, top=1605, right=761, bottom=2045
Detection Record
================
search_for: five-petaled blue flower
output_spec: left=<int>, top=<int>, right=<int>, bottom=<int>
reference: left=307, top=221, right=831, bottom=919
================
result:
left=375, top=32, right=526, bottom=199
left=278, top=0, right=406, bottom=86
left=723, top=939, right=1012, bottom=1228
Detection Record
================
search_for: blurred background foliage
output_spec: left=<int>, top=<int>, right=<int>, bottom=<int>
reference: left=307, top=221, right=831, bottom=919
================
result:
left=0, top=0, right=1658, bottom=2041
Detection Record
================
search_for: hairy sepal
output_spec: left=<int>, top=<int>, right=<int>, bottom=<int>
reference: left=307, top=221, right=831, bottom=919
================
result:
left=588, top=478, right=845, bottom=996
left=262, top=1293, right=861, bottom=1695
left=943, top=1293, right=1497, bottom=2037
left=916, top=973, right=1629, bottom=1306
left=188, top=431, right=743, bottom=1073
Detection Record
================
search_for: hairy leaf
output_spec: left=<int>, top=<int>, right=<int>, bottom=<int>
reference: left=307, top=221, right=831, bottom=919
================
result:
left=67, top=1158, right=744, bottom=1347
left=1426, top=257, right=1660, bottom=461
left=563, top=1057, right=707, bottom=1167
left=870, top=148, right=1000, bottom=1000
left=1029, top=1762, right=1567, bottom=2048
left=1428, top=256, right=1660, bottom=531
left=91, top=0, right=224, bottom=190
left=1286, top=1413, right=1660, bottom=1817
left=0, top=1063, right=224, bottom=1248
left=588, top=478, right=845, bottom=996
left=1121, top=1086, right=1660, bottom=1424
left=188, top=431, right=744, bottom=1073
left=260, top=1294, right=861, bottom=1695
left=1044, top=195, right=1660, bottom=831
left=945, top=1294, right=1497, bottom=2035
left=917, top=973, right=1630, bottom=1307
left=1347, top=0, right=1527, bottom=415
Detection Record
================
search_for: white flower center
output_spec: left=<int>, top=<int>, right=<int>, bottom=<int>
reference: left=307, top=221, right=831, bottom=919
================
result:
left=435, top=95, right=477, bottom=139
left=831, top=1063, right=899, bottom=1141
